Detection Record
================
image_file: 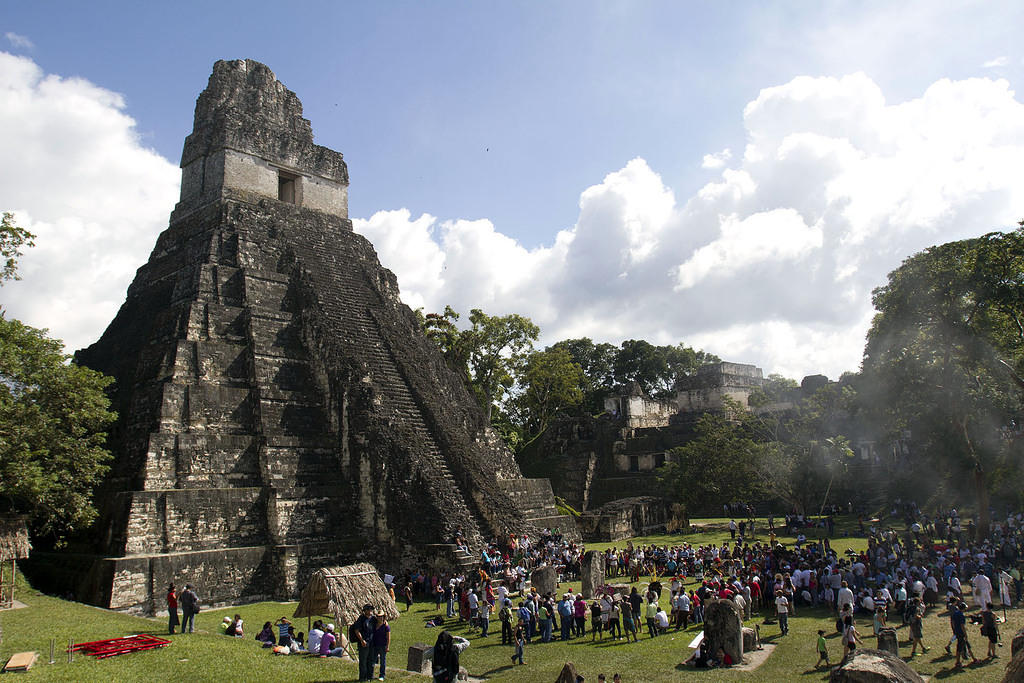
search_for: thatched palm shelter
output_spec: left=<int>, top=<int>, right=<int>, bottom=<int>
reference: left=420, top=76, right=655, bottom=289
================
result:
left=293, top=563, right=400, bottom=632
left=0, top=515, right=31, bottom=610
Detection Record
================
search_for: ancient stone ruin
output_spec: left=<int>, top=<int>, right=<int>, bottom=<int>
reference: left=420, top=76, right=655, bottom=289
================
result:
left=703, top=598, right=744, bottom=665
left=55, top=59, right=574, bottom=613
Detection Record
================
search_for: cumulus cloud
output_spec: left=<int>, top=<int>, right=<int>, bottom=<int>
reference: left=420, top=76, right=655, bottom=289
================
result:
left=360, top=72, right=1024, bottom=379
left=0, top=52, right=179, bottom=352
left=6, top=51, right=1024, bottom=381
left=4, top=32, right=32, bottom=49
left=982, top=56, right=1008, bottom=68
left=701, top=148, right=732, bottom=169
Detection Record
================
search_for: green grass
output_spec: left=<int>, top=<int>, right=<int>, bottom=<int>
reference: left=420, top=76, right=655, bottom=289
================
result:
left=0, top=517, right=1018, bottom=681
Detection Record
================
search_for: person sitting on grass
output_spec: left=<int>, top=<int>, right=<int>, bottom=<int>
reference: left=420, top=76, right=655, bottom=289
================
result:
left=221, top=616, right=232, bottom=635
left=308, top=620, right=324, bottom=654
left=226, top=614, right=243, bottom=637
left=319, top=623, right=337, bottom=657
left=256, top=621, right=275, bottom=647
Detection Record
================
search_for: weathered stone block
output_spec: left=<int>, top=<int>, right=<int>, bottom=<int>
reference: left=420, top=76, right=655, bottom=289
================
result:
left=581, top=550, right=604, bottom=598
left=407, top=643, right=432, bottom=674
left=742, top=626, right=756, bottom=651
left=829, top=649, right=924, bottom=683
left=704, top=598, right=743, bottom=665
left=532, top=565, right=557, bottom=597
left=875, top=627, right=898, bottom=656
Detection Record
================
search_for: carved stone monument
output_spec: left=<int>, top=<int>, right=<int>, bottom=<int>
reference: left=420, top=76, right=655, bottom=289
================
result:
left=60, top=59, right=576, bottom=613
left=581, top=550, right=604, bottom=598
left=703, top=598, right=743, bottom=665
left=531, top=565, right=557, bottom=597
left=875, top=627, right=898, bottom=656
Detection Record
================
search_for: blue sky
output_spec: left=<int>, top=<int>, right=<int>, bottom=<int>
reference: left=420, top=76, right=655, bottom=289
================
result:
left=2, top=1, right=1024, bottom=379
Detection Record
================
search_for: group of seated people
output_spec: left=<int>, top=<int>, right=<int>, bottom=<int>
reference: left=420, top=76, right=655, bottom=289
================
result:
left=251, top=615, right=349, bottom=656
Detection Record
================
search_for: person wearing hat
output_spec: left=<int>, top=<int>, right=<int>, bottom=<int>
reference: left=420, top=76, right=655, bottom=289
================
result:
left=371, top=611, right=391, bottom=680
left=319, top=623, right=336, bottom=657
left=353, top=603, right=379, bottom=681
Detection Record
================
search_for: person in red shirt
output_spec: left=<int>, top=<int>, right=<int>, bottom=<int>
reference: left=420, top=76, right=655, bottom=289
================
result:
left=167, top=583, right=179, bottom=634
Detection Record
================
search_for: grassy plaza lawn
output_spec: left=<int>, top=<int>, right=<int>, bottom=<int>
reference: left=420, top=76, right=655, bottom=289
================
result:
left=0, top=517, right=1019, bottom=681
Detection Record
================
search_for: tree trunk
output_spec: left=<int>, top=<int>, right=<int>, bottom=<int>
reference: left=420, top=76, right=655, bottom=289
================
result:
left=958, top=414, right=991, bottom=540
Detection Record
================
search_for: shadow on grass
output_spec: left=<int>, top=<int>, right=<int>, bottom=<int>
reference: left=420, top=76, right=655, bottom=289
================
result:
left=797, top=666, right=832, bottom=678
left=480, top=662, right=519, bottom=676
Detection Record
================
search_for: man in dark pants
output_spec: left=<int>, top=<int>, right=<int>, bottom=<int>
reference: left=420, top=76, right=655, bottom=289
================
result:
left=353, top=603, right=378, bottom=681
left=179, top=584, right=199, bottom=633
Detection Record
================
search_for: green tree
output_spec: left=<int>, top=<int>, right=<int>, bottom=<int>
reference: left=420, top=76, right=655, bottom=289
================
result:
left=463, top=309, right=540, bottom=422
left=420, top=305, right=469, bottom=376
left=613, top=340, right=718, bottom=398
left=549, top=337, right=617, bottom=412
left=0, top=317, right=116, bottom=544
left=510, top=346, right=586, bottom=437
left=862, top=227, right=1024, bottom=539
left=0, top=211, right=35, bottom=284
left=657, top=411, right=767, bottom=513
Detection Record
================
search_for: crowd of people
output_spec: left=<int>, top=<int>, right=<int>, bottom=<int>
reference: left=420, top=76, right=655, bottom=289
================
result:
left=159, top=502, right=1022, bottom=678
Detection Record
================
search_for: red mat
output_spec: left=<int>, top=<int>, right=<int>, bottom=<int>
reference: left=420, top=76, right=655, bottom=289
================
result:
left=69, top=634, right=171, bottom=659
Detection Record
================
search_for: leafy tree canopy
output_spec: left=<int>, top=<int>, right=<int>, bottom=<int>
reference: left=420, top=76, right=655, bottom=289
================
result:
left=0, top=316, right=116, bottom=544
left=0, top=211, right=35, bottom=285
left=862, top=226, right=1024, bottom=537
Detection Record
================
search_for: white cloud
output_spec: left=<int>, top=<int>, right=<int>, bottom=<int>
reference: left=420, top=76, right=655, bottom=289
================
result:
left=982, top=56, right=1009, bottom=68
left=0, top=52, right=179, bottom=352
left=4, top=32, right=32, bottom=49
left=701, top=148, right=732, bottom=169
left=6, top=52, right=1024, bottom=381
left=364, top=73, right=1024, bottom=379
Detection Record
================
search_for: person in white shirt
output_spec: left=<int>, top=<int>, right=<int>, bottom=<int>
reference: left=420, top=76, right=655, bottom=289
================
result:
left=838, top=582, right=855, bottom=614
left=972, top=572, right=992, bottom=609
left=308, top=620, right=324, bottom=654
left=775, top=590, right=790, bottom=635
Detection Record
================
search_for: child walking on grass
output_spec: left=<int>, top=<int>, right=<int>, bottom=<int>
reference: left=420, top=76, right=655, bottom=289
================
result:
left=815, top=629, right=830, bottom=668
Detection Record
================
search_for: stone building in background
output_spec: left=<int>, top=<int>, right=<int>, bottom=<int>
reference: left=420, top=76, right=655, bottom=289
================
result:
left=33, top=60, right=573, bottom=614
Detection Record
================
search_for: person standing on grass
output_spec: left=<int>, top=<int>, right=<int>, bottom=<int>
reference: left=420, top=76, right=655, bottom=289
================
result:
left=511, top=619, right=526, bottom=665
left=840, top=616, right=862, bottom=664
left=353, top=603, right=379, bottom=681
left=775, top=589, right=789, bottom=636
left=814, top=629, right=830, bottom=668
left=500, top=599, right=514, bottom=644
left=620, top=598, right=638, bottom=642
left=645, top=595, right=659, bottom=637
left=951, top=600, right=979, bottom=669
left=179, top=583, right=199, bottom=633
left=908, top=597, right=929, bottom=657
left=404, top=582, right=414, bottom=612
left=981, top=603, right=999, bottom=659
left=166, top=583, right=179, bottom=634
left=371, top=612, right=391, bottom=680
left=608, top=597, right=621, bottom=640
left=558, top=594, right=572, bottom=641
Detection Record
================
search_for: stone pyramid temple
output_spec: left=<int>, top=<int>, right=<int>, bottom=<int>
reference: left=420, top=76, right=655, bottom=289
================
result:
left=66, top=60, right=574, bottom=613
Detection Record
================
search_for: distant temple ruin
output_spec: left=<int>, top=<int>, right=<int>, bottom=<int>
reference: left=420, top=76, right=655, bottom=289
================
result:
left=51, top=60, right=573, bottom=614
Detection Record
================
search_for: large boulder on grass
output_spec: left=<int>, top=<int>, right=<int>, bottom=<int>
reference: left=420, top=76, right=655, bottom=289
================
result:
left=532, top=565, right=557, bottom=597
left=1011, top=627, right=1024, bottom=657
left=829, top=649, right=924, bottom=683
left=1003, top=645, right=1024, bottom=683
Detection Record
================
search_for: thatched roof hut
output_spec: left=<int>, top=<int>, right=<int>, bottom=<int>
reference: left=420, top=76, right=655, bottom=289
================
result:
left=293, top=563, right=400, bottom=627
left=0, top=515, right=30, bottom=563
